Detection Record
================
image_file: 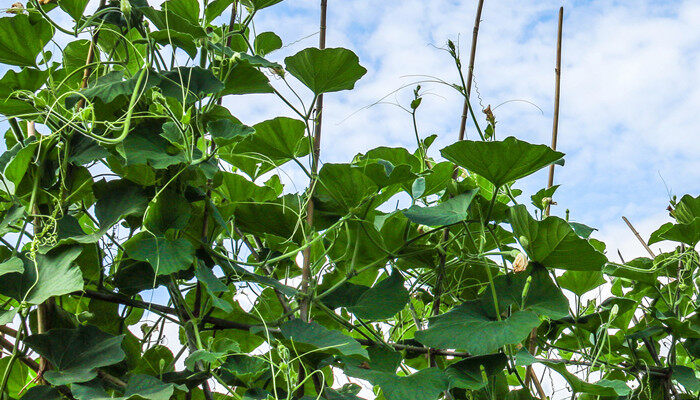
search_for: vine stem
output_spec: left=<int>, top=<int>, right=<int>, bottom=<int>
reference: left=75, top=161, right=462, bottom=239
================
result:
left=300, top=0, right=328, bottom=323
left=457, top=0, right=485, bottom=141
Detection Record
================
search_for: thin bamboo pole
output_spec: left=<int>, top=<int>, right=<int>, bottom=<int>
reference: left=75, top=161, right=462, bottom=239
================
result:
left=300, top=0, right=328, bottom=323
left=457, top=0, right=485, bottom=141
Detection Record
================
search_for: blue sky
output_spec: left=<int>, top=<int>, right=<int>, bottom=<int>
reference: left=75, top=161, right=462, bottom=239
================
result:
left=2, top=0, right=699, bottom=260
left=237, top=0, right=700, bottom=259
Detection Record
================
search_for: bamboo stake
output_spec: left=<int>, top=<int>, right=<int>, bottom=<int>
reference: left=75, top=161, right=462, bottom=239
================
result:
left=526, top=8, right=564, bottom=400
left=457, top=0, right=485, bottom=141
left=545, top=6, right=564, bottom=217
left=300, top=0, right=327, bottom=323
left=622, top=216, right=656, bottom=258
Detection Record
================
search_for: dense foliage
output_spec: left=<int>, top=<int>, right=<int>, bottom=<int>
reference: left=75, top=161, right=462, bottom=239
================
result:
left=0, top=1, right=698, bottom=400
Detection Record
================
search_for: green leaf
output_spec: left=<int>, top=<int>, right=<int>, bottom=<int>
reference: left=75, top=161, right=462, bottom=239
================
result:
left=542, top=362, right=630, bottom=396
left=522, top=266, right=570, bottom=319
left=285, top=47, right=367, bottom=94
left=649, top=218, right=700, bottom=246
left=117, top=125, right=188, bottom=169
left=254, top=32, right=283, bottom=55
left=158, top=66, right=224, bottom=103
left=0, top=356, right=28, bottom=398
left=674, top=194, right=700, bottom=224
left=0, top=257, right=23, bottom=277
left=347, top=271, right=409, bottom=320
left=0, top=15, right=53, bottom=66
left=162, top=0, right=200, bottom=26
left=440, top=137, right=564, bottom=187
left=65, top=70, right=159, bottom=108
left=569, top=222, right=597, bottom=239
left=403, top=190, right=478, bottom=227
left=0, top=245, right=83, bottom=304
left=207, top=118, right=255, bottom=146
left=24, top=325, right=125, bottom=386
left=445, top=353, right=508, bottom=390
left=510, top=205, right=607, bottom=271
left=93, top=179, right=149, bottom=228
left=314, top=163, right=379, bottom=216
left=239, top=0, right=283, bottom=10
left=0, top=204, right=24, bottom=235
left=414, top=301, right=540, bottom=355
left=355, top=159, right=418, bottom=189
left=143, top=192, right=192, bottom=235
left=59, top=0, right=90, bottom=21
left=673, top=365, right=700, bottom=392
left=150, top=30, right=198, bottom=59
left=531, top=185, right=559, bottom=211
left=74, top=374, right=178, bottom=400
left=204, top=0, right=233, bottom=22
left=558, top=270, right=606, bottom=296
left=220, top=59, right=274, bottom=95
left=222, top=117, right=308, bottom=178
left=19, top=386, right=61, bottom=400
left=63, top=40, right=97, bottom=77
left=0, top=68, right=48, bottom=98
left=344, top=364, right=449, bottom=400
left=279, top=319, right=368, bottom=359
left=123, top=232, right=194, bottom=276
left=133, top=345, right=174, bottom=376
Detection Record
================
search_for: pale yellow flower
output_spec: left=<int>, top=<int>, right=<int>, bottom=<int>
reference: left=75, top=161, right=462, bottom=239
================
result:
left=513, top=252, right=528, bottom=272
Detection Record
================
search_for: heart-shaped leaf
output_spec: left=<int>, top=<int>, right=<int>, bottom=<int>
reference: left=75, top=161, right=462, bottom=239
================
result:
left=285, top=47, right=367, bottom=94
left=24, top=325, right=125, bottom=386
left=441, top=137, right=564, bottom=187
left=510, top=205, right=607, bottom=271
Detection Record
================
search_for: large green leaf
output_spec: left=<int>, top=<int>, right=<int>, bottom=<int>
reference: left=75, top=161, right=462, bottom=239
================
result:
left=220, top=59, right=274, bottom=95
left=648, top=218, right=700, bottom=247
left=285, top=47, right=367, bottom=94
left=0, top=245, right=83, bottom=304
left=347, top=271, right=409, bottom=320
left=158, top=66, right=224, bottom=103
left=0, top=15, right=53, bottom=66
left=510, top=205, right=607, bottom=271
left=254, top=31, right=283, bottom=56
left=279, top=319, right=368, bottom=359
left=240, top=0, right=284, bottom=10
left=73, top=374, right=178, bottom=400
left=207, top=118, right=255, bottom=146
left=123, top=232, right=194, bottom=275
left=93, top=179, right=149, bottom=228
left=445, top=353, right=508, bottom=390
left=143, top=192, right=192, bottom=235
left=0, top=356, right=28, bottom=398
left=65, top=70, right=158, bottom=108
left=24, top=325, right=125, bottom=386
left=403, top=190, right=478, bottom=226
left=674, top=194, right=700, bottom=224
left=440, top=137, right=564, bottom=187
left=222, top=117, right=308, bottom=178
left=344, top=362, right=449, bottom=400
left=414, top=301, right=540, bottom=355
left=58, top=0, right=90, bottom=22
left=314, top=163, right=379, bottom=216
left=0, top=68, right=48, bottom=98
left=558, top=270, right=606, bottom=296
left=19, top=386, right=61, bottom=400
left=542, top=362, right=630, bottom=396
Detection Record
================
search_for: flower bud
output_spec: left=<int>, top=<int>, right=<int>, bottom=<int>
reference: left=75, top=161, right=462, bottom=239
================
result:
left=513, top=252, right=528, bottom=272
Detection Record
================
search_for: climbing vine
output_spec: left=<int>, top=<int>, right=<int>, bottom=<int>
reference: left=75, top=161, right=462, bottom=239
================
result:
left=0, top=1, right=698, bottom=400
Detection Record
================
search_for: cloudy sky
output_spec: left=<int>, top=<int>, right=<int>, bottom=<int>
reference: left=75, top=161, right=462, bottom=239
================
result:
left=224, top=0, right=699, bottom=260
left=3, top=0, right=699, bottom=255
